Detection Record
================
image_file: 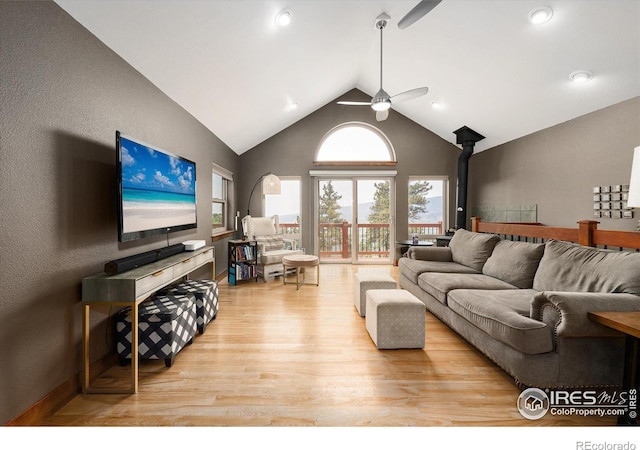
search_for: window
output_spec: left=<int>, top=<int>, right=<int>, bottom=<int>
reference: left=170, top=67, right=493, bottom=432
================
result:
left=264, top=177, right=301, bottom=246
left=408, top=177, right=448, bottom=237
left=315, top=122, right=396, bottom=164
left=212, top=163, right=233, bottom=235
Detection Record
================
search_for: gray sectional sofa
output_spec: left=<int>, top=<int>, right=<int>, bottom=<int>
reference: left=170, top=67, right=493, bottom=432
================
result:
left=398, top=228, right=640, bottom=389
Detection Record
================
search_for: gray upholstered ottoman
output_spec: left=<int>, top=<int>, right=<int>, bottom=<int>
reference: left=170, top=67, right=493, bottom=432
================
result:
left=116, top=294, right=197, bottom=367
left=365, top=289, right=426, bottom=349
left=163, top=279, right=219, bottom=334
left=353, top=272, right=397, bottom=317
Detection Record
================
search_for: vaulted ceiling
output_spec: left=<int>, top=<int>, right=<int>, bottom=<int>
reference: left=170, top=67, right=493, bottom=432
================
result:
left=54, top=0, right=640, bottom=155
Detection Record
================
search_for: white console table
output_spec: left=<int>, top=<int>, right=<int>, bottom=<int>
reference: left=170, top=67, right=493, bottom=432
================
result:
left=81, top=246, right=215, bottom=394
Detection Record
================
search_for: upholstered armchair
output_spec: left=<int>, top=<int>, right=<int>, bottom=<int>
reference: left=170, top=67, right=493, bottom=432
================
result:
left=241, top=215, right=303, bottom=281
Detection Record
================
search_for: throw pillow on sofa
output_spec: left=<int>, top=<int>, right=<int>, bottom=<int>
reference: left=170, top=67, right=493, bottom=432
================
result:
left=449, top=228, right=500, bottom=272
left=482, top=240, right=545, bottom=288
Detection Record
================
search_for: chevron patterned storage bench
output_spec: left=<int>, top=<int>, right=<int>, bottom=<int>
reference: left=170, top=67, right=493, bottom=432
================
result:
left=365, top=289, right=426, bottom=350
left=116, top=293, right=197, bottom=368
left=162, top=279, right=219, bottom=334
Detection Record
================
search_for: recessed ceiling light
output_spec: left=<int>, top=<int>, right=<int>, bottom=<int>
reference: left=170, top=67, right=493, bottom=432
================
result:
left=570, top=70, right=594, bottom=83
left=275, top=9, right=292, bottom=27
left=529, top=6, right=553, bottom=24
left=285, top=101, right=298, bottom=111
left=431, top=101, right=443, bottom=110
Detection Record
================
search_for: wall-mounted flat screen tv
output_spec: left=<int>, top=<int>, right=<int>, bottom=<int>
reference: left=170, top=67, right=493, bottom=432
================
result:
left=116, top=131, right=197, bottom=242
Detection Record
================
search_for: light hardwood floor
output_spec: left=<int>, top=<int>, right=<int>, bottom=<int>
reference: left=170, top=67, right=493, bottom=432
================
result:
left=44, top=264, right=616, bottom=427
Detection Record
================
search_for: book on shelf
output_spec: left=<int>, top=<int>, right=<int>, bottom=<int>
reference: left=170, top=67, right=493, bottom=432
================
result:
left=235, top=244, right=255, bottom=261
left=232, top=262, right=257, bottom=280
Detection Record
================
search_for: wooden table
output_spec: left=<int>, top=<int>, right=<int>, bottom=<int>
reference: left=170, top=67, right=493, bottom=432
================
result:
left=82, top=246, right=214, bottom=394
left=588, top=311, right=640, bottom=425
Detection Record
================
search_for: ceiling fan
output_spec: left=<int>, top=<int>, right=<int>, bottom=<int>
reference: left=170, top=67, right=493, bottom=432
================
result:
left=398, top=0, right=443, bottom=30
left=337, top=13, right=429, bottom=121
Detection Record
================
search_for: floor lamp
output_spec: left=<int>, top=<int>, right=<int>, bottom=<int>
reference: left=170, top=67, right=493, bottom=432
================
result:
left=627, top=146, right=640, bottom=231
left=247, top=172, right=281, bottom=217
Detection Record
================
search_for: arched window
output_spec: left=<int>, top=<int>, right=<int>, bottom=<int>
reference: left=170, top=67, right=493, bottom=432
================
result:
left=315, top=122, right=396, bottom=165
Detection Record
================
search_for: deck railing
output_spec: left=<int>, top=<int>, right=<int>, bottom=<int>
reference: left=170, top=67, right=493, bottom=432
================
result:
left=279, top=222, right=444, bottom=259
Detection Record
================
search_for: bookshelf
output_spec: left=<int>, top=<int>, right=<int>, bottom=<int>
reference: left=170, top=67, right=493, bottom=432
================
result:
left=228, top=240, right=258, bottom=285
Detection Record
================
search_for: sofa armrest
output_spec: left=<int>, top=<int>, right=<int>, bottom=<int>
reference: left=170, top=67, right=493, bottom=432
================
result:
left=407, top=246, right=453, bottom=262
left=531, top=291, right=640, bottom=338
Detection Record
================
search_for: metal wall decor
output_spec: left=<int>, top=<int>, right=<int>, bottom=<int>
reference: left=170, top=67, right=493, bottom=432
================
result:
left=593, top=185, right=634, bottom=219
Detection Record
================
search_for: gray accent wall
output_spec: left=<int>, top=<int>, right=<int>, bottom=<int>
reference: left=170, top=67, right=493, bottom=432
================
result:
left=239, top=88, right=461, bottom=253
left=468, top=97, right=640, bottom=231
left=0, top=1, right=238, bottom=423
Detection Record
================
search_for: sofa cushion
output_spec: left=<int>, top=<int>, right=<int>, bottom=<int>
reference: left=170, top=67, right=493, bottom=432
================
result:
left=447, top=289, right=553, bottom=355
left=482, top=240, right=545, bottom=289
left=418, top=273, right=517, bottom=306
left=255, top=235, right=285, bottom=252
left=398, top=257, right=479, bottom=284
left=533, top=240, right=640, bottom=295
left=449, top=229, right=500, bottom=272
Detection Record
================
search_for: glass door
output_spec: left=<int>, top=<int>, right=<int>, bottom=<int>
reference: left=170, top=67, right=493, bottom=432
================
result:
left=355, top=178, right=394, bottom=264
left=317, top=179, right=353, bottom=262
left=315, top=176, right=394, bottom=264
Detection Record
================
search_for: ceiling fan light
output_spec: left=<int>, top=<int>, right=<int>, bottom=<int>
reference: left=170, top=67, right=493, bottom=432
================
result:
left=371, top=99, right=391, bottom=111
left=529, top=6, right=553, bottom=24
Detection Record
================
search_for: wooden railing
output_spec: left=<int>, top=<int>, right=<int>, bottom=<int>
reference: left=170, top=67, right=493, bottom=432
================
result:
left=409, top=222, right=444, bottom=236
left=279, top=222, right=445, bottom=258
left=471, top=217, right=640, bottom=251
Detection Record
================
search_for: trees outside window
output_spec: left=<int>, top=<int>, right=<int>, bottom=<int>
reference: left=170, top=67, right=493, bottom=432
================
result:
left=318, top=180, right=344, bottom=252
left=408, top=178, right=447, bottom=236
left=319, top=180, right=343, bottom=224
left=212, top=170, right=230, bottom=234
left=367, top=180, right=391, bottom=251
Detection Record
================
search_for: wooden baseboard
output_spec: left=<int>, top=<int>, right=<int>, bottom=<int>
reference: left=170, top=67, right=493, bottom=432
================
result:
left=216, top=269, right=227, bottom=282
left=6, top=353, right=116, bottom=426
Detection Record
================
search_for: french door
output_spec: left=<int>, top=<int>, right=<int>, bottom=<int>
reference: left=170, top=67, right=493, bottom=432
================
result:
left=314, top=175, right=394, bottom=264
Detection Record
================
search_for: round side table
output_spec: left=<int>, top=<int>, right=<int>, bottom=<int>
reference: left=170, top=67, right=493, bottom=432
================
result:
left=282, top=254, right=319, bottom=290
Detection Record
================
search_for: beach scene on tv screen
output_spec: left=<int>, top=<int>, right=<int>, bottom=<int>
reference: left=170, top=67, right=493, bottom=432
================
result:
left=120, top=137, right=196, bottom=234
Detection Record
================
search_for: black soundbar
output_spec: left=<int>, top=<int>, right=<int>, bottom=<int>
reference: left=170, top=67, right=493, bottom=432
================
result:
left=156, top=243, right=186, bottom=260
left=104, top=244, right=186, bottom=275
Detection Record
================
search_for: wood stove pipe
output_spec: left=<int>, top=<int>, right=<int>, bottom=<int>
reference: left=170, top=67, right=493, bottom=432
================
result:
left=453, top=126, right=485, bottom=230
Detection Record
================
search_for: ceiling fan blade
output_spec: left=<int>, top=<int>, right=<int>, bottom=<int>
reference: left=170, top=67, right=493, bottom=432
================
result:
left=398, top=0, right=443, bottom=29
left=376, top=109, right=389, bottom=121
left=390, top=87, right=429, bottom=103
left=337, top=101, right=372, bottom=106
